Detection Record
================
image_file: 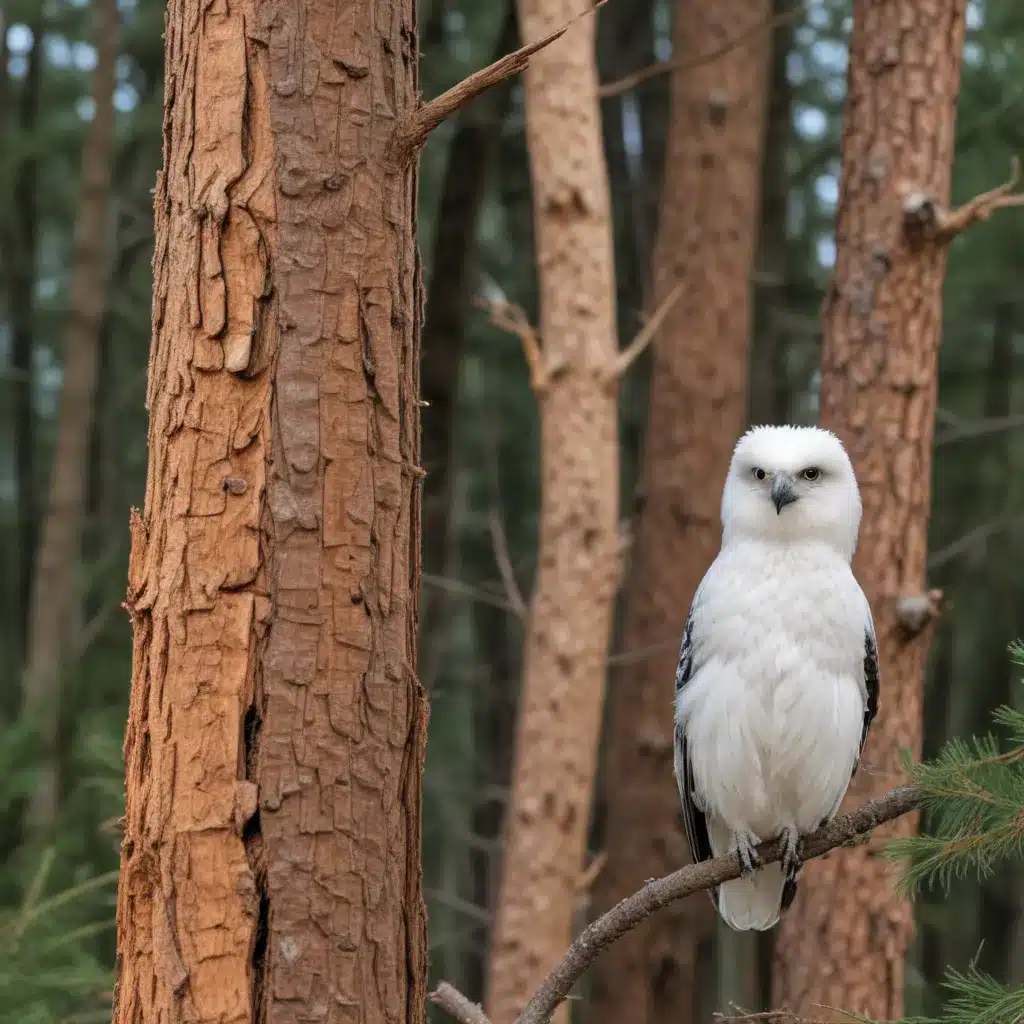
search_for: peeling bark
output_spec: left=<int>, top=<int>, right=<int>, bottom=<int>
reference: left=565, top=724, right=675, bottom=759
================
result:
left=22, top=0, right=120, bottom=829
left=773, top=1, right=968, bottom=1017
left=112, top=1, right=428, bottom=1021
left=589, top=2, right=770, bottom=1023
left=484, top=2, right=620, bottom=1021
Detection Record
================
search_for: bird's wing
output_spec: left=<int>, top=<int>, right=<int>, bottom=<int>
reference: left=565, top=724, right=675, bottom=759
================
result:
left=673, top=602, right=717, bottom=901
left=855, top=603, right=880, bottom=776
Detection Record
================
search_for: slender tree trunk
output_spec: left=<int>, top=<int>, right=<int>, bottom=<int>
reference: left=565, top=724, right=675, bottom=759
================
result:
left=420, top=2, right=518, bottom=693
left=774, top=2, right=967, bottom=1017
left=589, top=3, right=770, bottom=1023
left=485, top=2, right=621, bottom=1021
left=10, top=10, right=42, bottom=667
left=112, top=1, right=428, bottom=1021
left=22, top=0, right=120, bottom=830
left=748, top=0, right=796, bottom=429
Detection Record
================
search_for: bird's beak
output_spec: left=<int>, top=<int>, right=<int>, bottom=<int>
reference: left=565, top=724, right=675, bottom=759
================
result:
left=771, top=473, right=798, bottom=515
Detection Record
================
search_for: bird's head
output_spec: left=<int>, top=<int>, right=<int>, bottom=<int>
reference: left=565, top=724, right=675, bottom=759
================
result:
left=721, top=425, right=862, bottom=561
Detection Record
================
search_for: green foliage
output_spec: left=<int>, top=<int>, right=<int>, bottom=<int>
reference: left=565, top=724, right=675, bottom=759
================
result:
left=895, top=966, right=1024, bottom=1024
left=890, top=644, right=1024, bottom=896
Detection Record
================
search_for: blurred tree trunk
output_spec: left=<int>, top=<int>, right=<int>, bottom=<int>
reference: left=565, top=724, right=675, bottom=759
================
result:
left=22, top=0, right=120, bottom=830
left=589, top=2, right=770, bottom=1023
left=111, top=1, right=428, bottom=1021
left=420, top=2, right=518, bottom=692
left=485, top=1, right=620, bottom=1020
left=10, top=10, right=43, bottom=667
left=774, top=1, right=968, bottom=1018
left=748, top=0, right=796, bottom=429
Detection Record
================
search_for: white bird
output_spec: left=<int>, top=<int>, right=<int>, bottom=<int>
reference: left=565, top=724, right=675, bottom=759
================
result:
left=673, top=425, right=879, bottom=931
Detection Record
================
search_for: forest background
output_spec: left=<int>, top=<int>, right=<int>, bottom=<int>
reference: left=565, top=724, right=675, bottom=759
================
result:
left=0, top=0, right=1023, bottom=1021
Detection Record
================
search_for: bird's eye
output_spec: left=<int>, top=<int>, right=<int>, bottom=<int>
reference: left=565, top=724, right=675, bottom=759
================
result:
left=802, top=467, right=821, bottom=481
left=752, top=467, right=767, bottom=481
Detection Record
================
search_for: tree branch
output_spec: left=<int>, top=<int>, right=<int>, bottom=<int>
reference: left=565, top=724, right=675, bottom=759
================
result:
left=429, top=784, right=923, bottom=1024
left=392, top=0, right=607, bottom=161
left=598, top=3, right=804, bottom=99
left=474, top=296, right=552, bottom=394
left=602, top=278, right=685, bottom=388
left=901, top=157, right=1024, bottom=241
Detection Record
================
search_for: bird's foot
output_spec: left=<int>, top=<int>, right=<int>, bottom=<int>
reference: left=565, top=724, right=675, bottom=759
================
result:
left=733, top=830, right=762, bottom=876
left=781, top=824, right=802, bottom=877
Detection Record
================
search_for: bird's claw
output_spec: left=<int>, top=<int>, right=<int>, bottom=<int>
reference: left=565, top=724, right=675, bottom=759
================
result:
left=734, top=831, right=762, bottom=876
left=781, top=825, right=802, bottom=876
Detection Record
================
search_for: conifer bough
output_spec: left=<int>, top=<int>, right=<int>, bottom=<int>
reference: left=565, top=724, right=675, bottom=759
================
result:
left=431, top=783, right=923, bottom=1024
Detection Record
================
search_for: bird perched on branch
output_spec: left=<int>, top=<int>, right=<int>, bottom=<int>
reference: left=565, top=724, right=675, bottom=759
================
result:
left=673, top=425, right=879, bottom=931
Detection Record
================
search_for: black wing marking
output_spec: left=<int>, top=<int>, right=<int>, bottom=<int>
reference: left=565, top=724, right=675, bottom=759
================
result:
left=673, top=606, right=717, bottom=905
left=854, top=626, right=880, bottom=777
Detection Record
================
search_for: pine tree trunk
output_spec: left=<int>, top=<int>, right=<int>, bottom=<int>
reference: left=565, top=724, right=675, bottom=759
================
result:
left=22, top=0, right=120, bottom=830
left=589, top=3, right=769, bottom=1022
left=485, top=1, right=620, bottom=1020
left=773, top=1, right=967, bottom=1017
left=112, top=1, right=428, bottom=1021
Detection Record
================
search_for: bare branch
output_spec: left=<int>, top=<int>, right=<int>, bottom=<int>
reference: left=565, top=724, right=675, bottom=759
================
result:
left=474, top=296, right=550, bottom=394
left=602, top=279, right=686, bottom=388
left=430, top=984, right=491, bottom=1024
left=393, top=1, right=607, bottom=160
left=489, top=509, right=527, bottom=619
left=575, top=851, right=607, bottom=893
left=895, top=589, right=944, bottom=637
left=598, top=3, right=804, bottom=98
left=927, top=515, right=1024, bottom=572
left=431, top=784, right=923, bottom=1024
left=936, top=412, right=1024, bottom=446
left=901, top=157, right=1024, bottom=241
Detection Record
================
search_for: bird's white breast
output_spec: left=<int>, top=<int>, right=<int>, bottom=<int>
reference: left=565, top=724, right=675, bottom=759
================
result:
left=675, top=540, right=867, bottom=841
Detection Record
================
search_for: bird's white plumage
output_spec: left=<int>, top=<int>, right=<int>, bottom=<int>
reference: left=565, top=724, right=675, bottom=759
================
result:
left=673, top=425, right=878, bottom=931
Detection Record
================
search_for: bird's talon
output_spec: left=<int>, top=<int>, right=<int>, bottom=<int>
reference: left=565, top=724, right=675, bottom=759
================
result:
left=781, top=825, right=802, bottom=876
left=734, top=831, right=762, bottom=876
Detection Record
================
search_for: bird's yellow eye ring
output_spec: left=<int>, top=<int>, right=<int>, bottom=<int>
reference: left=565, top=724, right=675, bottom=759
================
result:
left=753, top=467, right=767, bottom=481
left=802, top=467, right=820, bottom=481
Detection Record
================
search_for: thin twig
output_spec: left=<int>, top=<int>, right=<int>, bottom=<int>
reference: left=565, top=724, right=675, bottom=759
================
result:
left=575, top=851, right=607, bottom=893
left=603, top=279, right=686, bottom=387
left=598, top=3, right=804, bottom=98
left=927, top=516, right=1024, bottom=572
left=475, top=296, right=548, bottom=394
left=489, top=509, right=527, bottom=619
left=430, top=784, right=923, bottom=1024
left=936, top=412, right=1024, bottom=446
left=393, top=0, right=608, bottom=160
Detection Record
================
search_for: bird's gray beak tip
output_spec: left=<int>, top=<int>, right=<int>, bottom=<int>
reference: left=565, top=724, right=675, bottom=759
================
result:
left=770, top=474, right=798, bottom=515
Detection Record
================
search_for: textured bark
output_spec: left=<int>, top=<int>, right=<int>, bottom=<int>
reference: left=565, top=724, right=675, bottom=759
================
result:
left=773, top=1, right=967, bottom=1018
left=112, top=1, right=428, bottom=1022
left=484, top=2, right=620, bottom=1021
left=588, top=3, right=769, bottom=1023
left=22, top=0, right=120, bottom=829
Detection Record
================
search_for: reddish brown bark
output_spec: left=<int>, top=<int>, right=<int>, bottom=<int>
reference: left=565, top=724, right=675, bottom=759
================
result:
left=22, top=0, right=120, bottom=829
left=773, top=1, right=968, bottom=1017
left=588, top=3, right=770, bottom=1023
left=484, top=2, right=621, bottom=1022
left=112, top=1, right=428, bottom=1022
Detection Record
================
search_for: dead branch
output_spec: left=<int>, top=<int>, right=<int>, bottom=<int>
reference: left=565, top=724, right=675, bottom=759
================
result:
left=432, top=984, right=491, bottom=1024
left=489, top=509, right=527, bottom=619
left=901, top=157, right=1024, bottom=241
left=936, top=411, right=1024, bottom=446
left=474, top=296, right=550, bottom=394
left=927, top=515, right=1024, bottom=572
left=602, top=279, right=686, bottom=388
left=429, top=784, right=923, bottom=1024
left=895, top=589, right=944, bottom=637
left=392, top=0, right=607, bottom=160
left=575, top=851, right=607, bottom=893
left=598, top=3, right=803, bottom=98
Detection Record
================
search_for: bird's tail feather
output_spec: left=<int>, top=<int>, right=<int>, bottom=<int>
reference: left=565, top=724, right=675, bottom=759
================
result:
left=717, top=862, right=788, bottom=931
